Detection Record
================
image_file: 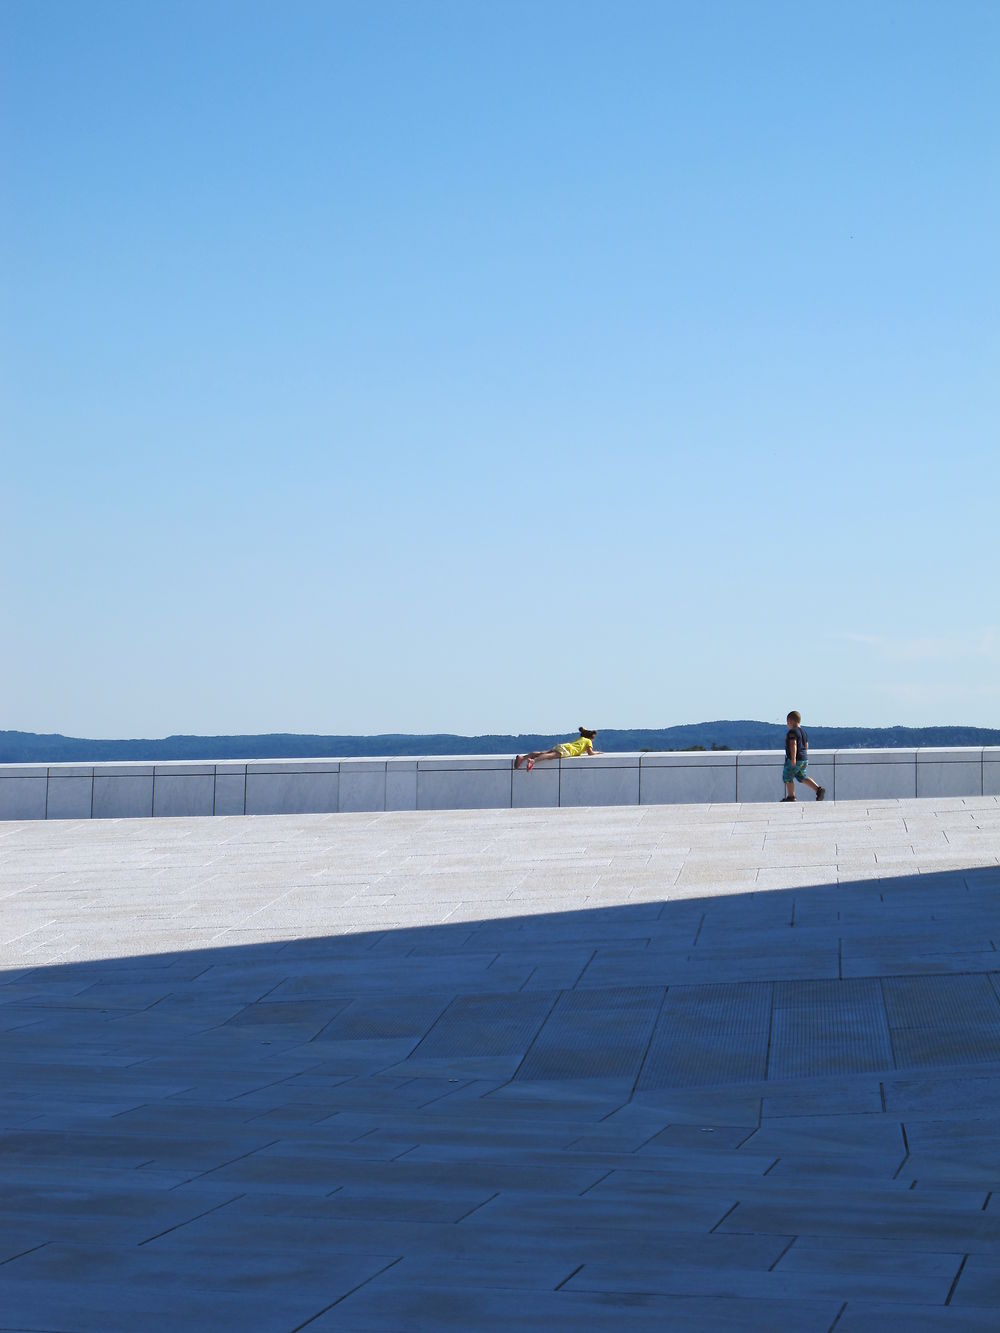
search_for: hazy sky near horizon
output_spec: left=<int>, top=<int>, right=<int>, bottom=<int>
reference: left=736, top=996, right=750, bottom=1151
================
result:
left=3, top=1, right=998, bottom=739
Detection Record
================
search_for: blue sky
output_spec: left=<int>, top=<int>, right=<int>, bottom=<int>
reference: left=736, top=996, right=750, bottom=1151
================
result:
left=3, top=0, right=998, bottom=738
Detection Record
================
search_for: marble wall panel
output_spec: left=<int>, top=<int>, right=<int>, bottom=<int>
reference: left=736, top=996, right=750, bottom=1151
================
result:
left=916, top=757, right=983, bottom=798
left=245, top=772, right=339, bottom=815
left=834, top=760, right=917, bottom=801
left=213, top=772, right=247, bottom=815
left=246, top=760, right=341, bottom=774
left=568, top=753, right=643, bottom=767
left=559, top=761, right=640, bottom=808
left=732, top=751, right=782, bottom=800
left=153, top=774, right=216, bottom=817
left=92, top=775, right=155, bottom=818
left=153, top=763, right=215, bottom=775
left=836, top=749, right=918, bottom=763
left=984, top=756, right=1000, bottom=797
left=386, top=762, right=417, bottom=811
left=416, top=757, right=512, bottom=770
left=417, top=766, right=511, bottom=810
left=0, top=776, right=47, bottom=820
left=92, top=764, right=156, bottom=776
left=734, top=760, right=779, bottom=803
left=339, top=763, right=387, bottom=812
left=512, top=764, right=559, bottom=808
left=640, top=752, right=736, bottom=767
left=915, top=748, right=983, bottom=761
left=45, top=775, right=94, bottom=819
left=640, top=761, right=737, bottom=805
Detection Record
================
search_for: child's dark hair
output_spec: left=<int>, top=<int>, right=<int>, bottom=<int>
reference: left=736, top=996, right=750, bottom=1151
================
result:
left=579, top=726, right=597, bottom=740
left=787, top=710, right=801, bottom=725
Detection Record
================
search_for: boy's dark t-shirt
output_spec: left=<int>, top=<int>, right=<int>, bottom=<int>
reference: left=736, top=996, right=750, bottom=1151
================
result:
left=785, top=727, right=808, bottom=762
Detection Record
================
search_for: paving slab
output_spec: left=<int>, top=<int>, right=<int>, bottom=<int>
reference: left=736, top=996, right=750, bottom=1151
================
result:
left=0, top=796, right=998, bottom=1328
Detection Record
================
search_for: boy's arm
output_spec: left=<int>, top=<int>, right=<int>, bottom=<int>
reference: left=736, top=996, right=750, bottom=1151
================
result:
left=787, top=736, right=797, bottom=763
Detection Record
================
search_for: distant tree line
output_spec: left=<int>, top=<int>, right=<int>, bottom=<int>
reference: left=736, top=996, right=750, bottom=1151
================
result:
left=3, top=723, right=997, bottom=765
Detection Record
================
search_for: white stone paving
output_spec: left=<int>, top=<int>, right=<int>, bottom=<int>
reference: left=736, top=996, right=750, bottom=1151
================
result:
left=1, top=797, right=999, bottom=1330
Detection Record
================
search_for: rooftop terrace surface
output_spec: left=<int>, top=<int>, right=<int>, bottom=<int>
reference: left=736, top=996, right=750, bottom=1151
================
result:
left=2, top=798, right=1000, bottom=1331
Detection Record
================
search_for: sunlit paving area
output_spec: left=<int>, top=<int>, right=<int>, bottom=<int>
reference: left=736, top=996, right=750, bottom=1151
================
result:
left=2, top=797, right=1000, bottom=1331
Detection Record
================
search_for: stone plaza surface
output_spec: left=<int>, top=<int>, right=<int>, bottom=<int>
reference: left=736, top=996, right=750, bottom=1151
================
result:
left=1, top=796, right=1000, bottom=1331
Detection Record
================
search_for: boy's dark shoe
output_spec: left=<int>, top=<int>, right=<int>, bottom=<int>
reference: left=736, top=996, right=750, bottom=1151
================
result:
left=780, top=796, right=796, bottom=802
left=816, top=787, right=826, bottom=801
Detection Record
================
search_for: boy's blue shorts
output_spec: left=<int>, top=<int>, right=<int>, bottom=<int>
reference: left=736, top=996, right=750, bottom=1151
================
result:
left=782, top=758, right=808, bottom=784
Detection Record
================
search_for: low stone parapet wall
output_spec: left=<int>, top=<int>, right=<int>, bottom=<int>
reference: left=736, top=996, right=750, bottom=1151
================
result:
left=0, top=748, right=997, bottom=820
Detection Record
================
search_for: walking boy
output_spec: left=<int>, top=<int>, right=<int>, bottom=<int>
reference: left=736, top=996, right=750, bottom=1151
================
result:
left=781, top=711, right=826, bottom=802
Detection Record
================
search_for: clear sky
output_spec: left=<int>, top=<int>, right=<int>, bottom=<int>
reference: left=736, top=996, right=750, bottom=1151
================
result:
left=3, top=1, right=998, bottom=738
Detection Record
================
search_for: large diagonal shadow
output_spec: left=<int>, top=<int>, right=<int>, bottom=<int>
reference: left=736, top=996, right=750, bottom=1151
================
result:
left=2, top=864, right=1000, bottom=1329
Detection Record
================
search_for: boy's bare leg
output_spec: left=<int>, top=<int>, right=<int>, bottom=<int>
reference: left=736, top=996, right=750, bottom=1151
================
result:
left=784, top=780, right=796, bottom=800
left=802, top=777, right=820, bottom=793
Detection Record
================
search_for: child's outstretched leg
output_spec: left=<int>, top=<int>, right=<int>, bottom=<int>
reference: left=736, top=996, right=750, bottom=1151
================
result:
left=801, top=776, right=826, bottom=800
left=516, top=748, right=560, bottom=773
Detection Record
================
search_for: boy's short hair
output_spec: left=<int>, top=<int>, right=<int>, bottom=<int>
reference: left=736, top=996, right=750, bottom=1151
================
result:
left=787, top=710, right=801, bottom=725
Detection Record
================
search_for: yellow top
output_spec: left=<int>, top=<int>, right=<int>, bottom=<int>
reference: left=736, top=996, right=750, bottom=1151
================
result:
left=561, top=736, right=594, bottom=758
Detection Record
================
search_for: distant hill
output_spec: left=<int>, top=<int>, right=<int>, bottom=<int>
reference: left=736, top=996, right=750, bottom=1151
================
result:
left=2, top=721, right=998, bottom=764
